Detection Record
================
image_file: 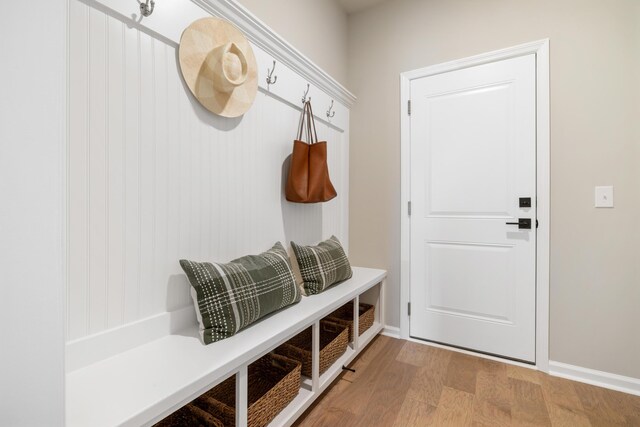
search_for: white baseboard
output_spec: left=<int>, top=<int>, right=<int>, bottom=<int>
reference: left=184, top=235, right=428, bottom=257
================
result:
left=381, top=325, right=401, bottom=339
left=549, top=361, right=640, bottom=397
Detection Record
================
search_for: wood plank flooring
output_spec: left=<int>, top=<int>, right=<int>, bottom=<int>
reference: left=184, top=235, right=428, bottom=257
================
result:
left=294, top=336, right=640, bottom=426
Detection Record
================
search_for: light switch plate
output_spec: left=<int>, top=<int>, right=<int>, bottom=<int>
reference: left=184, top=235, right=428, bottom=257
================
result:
left=595, top=186, right=614, bottom=208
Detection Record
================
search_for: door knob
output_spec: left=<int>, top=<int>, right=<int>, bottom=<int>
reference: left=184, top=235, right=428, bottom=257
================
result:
left=506, top=218, right=531, bottom=229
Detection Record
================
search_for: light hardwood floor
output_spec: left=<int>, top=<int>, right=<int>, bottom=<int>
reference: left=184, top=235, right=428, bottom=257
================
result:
left=294, top=336, right=640, bottom=426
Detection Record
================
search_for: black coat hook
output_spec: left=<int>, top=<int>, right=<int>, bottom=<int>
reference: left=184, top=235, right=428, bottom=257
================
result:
left=266, top=60, right=277, bottom=87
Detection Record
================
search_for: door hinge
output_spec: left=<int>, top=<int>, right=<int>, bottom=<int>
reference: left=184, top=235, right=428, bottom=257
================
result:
left=536, top=219, right=539, bottom=229
left=407, top=100, right=412, bottom=115
left=408, top=302, right=411, bottom=316
left=408, top=201, right=412, bottom=216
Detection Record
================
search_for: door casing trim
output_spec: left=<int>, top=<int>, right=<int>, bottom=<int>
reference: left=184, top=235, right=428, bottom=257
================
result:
left=399, top=39, right=550, bottom=372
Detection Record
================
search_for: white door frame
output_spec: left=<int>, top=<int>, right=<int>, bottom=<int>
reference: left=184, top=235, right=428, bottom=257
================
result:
left=399, top=39, right=550, bottom=372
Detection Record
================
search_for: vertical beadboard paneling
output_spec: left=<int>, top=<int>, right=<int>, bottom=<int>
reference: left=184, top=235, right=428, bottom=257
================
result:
left=123, top=23, right=141, bottom=324
left=67, top=1, right=350, bottom=341
left=68, top=0, right=89, bottom=341
left=138, top=32, right=155, bottom=319
left=106, top=15, right=125, bottom=329
left=153, top=41, right=169, bottom=315
left=165, top=47, right=184, bottom=310
left=88, top=8, right=108, bottom=335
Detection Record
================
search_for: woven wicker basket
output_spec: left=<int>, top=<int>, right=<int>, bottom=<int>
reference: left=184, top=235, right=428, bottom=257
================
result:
left=274, top=320, right=349, bottom=378
left=326, top=303, right=375, bottom=342
left=154, top=403, right=224, bottom=427
left=193, top=353, right=301, bottom=427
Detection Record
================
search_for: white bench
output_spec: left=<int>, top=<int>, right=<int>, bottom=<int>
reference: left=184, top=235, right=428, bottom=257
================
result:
left=66, top=267, right=386, bottom=427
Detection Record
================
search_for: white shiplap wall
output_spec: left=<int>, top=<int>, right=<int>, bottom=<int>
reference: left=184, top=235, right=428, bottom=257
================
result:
left=67, top=0, right=349, bottom=341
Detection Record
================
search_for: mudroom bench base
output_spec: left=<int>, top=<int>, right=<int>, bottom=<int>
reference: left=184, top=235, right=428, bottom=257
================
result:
left=66, top=267, right=386, bottom=427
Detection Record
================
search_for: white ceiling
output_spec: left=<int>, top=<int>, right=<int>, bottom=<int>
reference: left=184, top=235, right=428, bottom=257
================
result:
left=337, top=0, right=388, bottom=14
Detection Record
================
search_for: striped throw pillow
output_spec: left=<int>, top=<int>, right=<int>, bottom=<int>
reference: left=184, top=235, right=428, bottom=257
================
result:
left=291, top=236, right=353, bottom=295
left=179, top=242, right=301, bottom=344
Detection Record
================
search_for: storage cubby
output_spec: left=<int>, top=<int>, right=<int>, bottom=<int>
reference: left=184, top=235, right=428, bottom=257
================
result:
left=325, top=300, right=375, bottom=343
left=275, top=320, right=349, bottom=378
left=154, top=402, right=224, bottom=427
left=190, top=353, right=301, bottom=427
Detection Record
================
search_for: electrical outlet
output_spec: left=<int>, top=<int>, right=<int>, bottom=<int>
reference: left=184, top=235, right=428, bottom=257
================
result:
left=595, top=186, right=614, bottom=208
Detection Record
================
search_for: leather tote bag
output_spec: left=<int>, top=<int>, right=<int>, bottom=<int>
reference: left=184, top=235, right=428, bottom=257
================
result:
left=285, top=101, right=337, bottom=203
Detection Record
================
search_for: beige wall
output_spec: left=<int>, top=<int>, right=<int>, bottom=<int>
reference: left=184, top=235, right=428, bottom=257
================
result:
left=238, top=0, right=349, bottom=86
left=348, top=0, right=640, bottom=378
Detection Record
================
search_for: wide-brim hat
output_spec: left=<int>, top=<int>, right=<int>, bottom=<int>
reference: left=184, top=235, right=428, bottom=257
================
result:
left=179, top=17, right=258, bottom=118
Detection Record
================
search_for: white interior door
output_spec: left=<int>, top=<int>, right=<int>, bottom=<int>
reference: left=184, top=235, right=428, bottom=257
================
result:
left=409, top=54, right=536, bottom=362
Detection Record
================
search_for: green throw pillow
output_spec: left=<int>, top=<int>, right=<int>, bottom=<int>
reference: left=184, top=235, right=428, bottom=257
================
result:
left=291, top=236, right=353, bottom=295
left=180, top=242, right=302, bottom=344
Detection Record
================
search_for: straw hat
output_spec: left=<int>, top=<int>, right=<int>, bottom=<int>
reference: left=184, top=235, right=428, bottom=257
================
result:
left=179, top=17, right=258, bottom=118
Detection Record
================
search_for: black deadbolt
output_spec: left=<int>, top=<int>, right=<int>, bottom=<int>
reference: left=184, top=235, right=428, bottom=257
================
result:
left=519, top=197, right=532, bottom=208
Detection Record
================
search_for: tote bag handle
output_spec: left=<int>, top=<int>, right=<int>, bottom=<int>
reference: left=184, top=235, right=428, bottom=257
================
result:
left=296, top=101, right=319, bottom=144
